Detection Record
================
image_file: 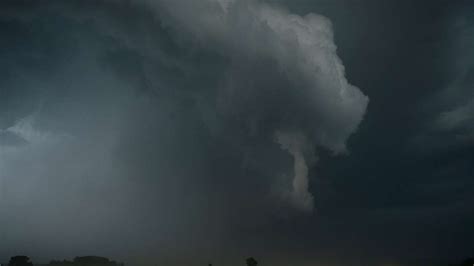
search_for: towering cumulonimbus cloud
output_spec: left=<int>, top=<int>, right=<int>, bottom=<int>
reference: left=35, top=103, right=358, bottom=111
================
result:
left=0, top=4, right=369, bottom=259
left=141, top=0, right=369, bottom=211
left=49, top=0, right=368, bottom=212
left=0, top=0, right=368, bottom=260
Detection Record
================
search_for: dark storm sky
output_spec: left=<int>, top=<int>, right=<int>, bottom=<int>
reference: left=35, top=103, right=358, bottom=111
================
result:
left=1, top=1, right=473, bottom=266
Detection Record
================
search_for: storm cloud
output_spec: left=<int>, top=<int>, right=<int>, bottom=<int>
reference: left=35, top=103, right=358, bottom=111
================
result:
left=0, top=0, right=367, bottom=261
left=141, top=0, right=368, bottom=210
left=2, top=1, right=472, bottom=265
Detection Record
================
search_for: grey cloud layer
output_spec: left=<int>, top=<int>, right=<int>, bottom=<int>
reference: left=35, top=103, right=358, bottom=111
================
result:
left=419, top=4, right=474, bottom=149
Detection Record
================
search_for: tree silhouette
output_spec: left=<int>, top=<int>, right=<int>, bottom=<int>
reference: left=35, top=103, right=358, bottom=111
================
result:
left=8, top=256, right=33, bottom=266
left=246, top=257, right=258, bottom=266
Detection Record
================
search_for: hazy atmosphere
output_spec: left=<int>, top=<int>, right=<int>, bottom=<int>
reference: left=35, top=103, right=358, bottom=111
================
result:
left=1, top=1, right=473, bottom=266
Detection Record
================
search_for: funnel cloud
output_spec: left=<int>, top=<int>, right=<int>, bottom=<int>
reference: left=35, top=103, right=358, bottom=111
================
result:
left=275, top=131, right=315, bottom=212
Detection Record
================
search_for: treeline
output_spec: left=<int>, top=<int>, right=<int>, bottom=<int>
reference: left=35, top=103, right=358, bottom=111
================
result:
left=6, top=255, right=473, bottom=266
left=6, top=256, right=123, bottom=266
left=49, top=256, right=123, bottom=266
left=5, top=255, right=259, bottom=266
